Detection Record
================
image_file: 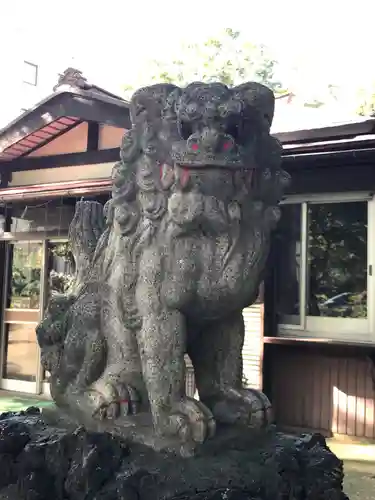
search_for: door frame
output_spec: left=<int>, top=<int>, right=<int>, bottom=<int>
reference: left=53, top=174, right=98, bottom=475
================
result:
left=0, top=233, right=68, bottom=395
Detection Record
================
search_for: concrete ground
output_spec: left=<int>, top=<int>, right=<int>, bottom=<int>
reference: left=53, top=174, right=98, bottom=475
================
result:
left=327, top=439, right=375, bottom=499
left=0, top=393, right=373, bottom=497
left=0, top=390, right=53, bottom=413
left=342, top=461, right=375, bottom=499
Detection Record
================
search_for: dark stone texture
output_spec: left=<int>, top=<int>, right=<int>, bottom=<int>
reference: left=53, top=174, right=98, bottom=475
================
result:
left=0, top=408, right=348, bottom=500
left=36, top=81, right=291, bottom=453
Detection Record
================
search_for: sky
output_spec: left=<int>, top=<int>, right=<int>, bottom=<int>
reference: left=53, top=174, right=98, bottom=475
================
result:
left=1, top=0, right=375, bottom=118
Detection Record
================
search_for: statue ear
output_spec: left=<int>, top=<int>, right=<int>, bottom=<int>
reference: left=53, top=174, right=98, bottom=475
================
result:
left=163, top=87, right=182, bottom=118
left=131, top=84, right=180, bottom=123
left=232, top=82, right=275, bottom=128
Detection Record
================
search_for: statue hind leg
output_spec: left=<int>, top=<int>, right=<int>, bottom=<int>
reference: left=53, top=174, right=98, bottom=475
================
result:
left=48, top=306, right=147, bottom=421
left=188, top=310, right=273, bottom=429
left=39, top=282, right=146, bottom=422
left=54, top=199, right=146, bottom=420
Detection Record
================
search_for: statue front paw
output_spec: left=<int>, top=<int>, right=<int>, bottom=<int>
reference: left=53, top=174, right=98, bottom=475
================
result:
left=161, top=397, right=216, bottom=451
left=204, top=388, right=273, bottom=430
left=90, top=380, right=141, bottom=420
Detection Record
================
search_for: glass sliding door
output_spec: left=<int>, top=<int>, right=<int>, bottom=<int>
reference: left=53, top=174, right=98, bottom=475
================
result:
left=0, top=241, right=44, bottom=393
left=0, top=237, right=75, bottom=395
left=0, top=197, right=103, bottom=395
left=42, top=239, right=75, bottom=395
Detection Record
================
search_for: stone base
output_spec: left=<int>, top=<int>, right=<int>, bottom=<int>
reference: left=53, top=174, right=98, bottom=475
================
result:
left=40, top=405, right=200, bottom=456
left=0, top=407, right=348, bottom=500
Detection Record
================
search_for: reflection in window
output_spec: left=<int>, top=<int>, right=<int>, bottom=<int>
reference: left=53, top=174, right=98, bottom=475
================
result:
left=9, top=242, right=42, bottom=310
left=275, top=204, right=301, bottom=325
left=3, top=323, right=38, bottom=381
left=307, top=202, right=367, bottom=319
left=47, top=241, right=75, bottom=297
left=10, top=202, right=75, bottom=234
left=44, top=241, right=75, bottom=382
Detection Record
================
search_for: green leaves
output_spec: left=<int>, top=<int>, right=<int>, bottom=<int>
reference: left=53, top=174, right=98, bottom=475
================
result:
left=356, top=84, right=375, bottom=117
left=123, top=29, right=283, bottom=98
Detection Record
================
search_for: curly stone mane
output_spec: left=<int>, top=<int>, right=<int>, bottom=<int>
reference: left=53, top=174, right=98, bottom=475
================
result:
left=110, top=85, right=179, bottom=241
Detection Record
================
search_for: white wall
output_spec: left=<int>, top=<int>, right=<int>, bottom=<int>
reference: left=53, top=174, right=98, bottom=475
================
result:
left=0, top=45, right=75, bottom=129
left=272, top=95, right=360, bottom=133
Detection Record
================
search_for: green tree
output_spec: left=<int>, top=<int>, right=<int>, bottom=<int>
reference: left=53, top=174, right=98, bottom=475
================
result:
left=357, top=85, right=375, bottom=117
left=124, top=29, right=286, bottom=97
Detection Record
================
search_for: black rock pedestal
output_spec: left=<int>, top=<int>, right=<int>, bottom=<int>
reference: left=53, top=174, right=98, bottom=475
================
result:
left=0, top=407, right=348, bottom=500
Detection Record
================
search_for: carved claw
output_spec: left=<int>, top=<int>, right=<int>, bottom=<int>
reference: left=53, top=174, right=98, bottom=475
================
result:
left=206, top=388, right=273, bottom=429
left=91, top=381, right=140, bottom=421
left=167, top=397, right=216, bottom=445
left=116, top=384, right=141, bottom=417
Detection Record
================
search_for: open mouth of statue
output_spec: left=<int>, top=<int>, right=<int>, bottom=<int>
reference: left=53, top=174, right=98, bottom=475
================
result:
left=171, top=130, right=255, bottom=171
left=162, top=162, right=256, bottom=192
left=172, top=139, right=243, bottom=169
left=172, top=148, right=247, bottom=171
left=176, top=159, right=244, bottom=169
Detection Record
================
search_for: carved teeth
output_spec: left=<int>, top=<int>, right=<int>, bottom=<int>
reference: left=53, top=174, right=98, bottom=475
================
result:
left=174, top=165, right=190, bottom=188
left=160, top=163, right=175, bottom=189
left=180, top=168, right=190, bottom=188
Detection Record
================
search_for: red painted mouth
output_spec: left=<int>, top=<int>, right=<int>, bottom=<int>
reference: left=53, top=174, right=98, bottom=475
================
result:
left=180, top=168, right=190, bottom=188
left=159, top=162, right=256, bottom=192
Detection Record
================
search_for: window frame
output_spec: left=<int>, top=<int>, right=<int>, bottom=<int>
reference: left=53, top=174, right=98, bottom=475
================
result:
left=277, top=191, right=375, bottom=343
left=23, top=61, right=38, bottom=86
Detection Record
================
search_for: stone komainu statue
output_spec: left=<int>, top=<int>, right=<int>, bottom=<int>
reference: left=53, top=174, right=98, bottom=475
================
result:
left=36, top=81, right=290, bottom=449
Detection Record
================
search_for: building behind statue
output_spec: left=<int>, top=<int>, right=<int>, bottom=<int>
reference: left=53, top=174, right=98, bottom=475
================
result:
left=0, top=70, right=374, bottom=442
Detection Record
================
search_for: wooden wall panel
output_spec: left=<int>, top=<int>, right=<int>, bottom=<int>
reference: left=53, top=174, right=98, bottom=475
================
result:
left=242, top=304, right=264, bottom=390
left=269, top=345, right=375, bottom=439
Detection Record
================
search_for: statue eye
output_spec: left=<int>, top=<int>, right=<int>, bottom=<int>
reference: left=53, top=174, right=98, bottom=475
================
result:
left=225, top=119, right=242, bottom=144
left=179, top=120, right=193, bottom=140
left=186, top=103, right=198, bottom=116
left=134, top=105, right=146, bottom=117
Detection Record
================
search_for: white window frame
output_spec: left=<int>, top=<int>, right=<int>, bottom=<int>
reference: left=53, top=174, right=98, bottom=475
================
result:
left=278, top=191, right=375, bottom=343
left=23, top=61, right=38, bottom=86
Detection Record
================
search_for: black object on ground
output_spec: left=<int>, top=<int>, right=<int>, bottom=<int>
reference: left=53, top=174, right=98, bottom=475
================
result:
left=0, top=407, right=348, bottom=500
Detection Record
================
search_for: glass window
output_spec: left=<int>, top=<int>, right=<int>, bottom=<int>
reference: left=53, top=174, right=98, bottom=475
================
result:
left=275, top=198, right=369, bottom=340
left=43, top=240, right=75, bottom=382
left=10, top=202, right=74, bottom=234
left=23, top=61, right=38, bottom=86
left=3, top=323, right=38, bottom=381
left=307, top=202, right=367, bottom=319
left=9, top=242, right=42, bottom=310
left=47, top=241, right=75, bottom=297
left=275, top=204, right=302, bottom=325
